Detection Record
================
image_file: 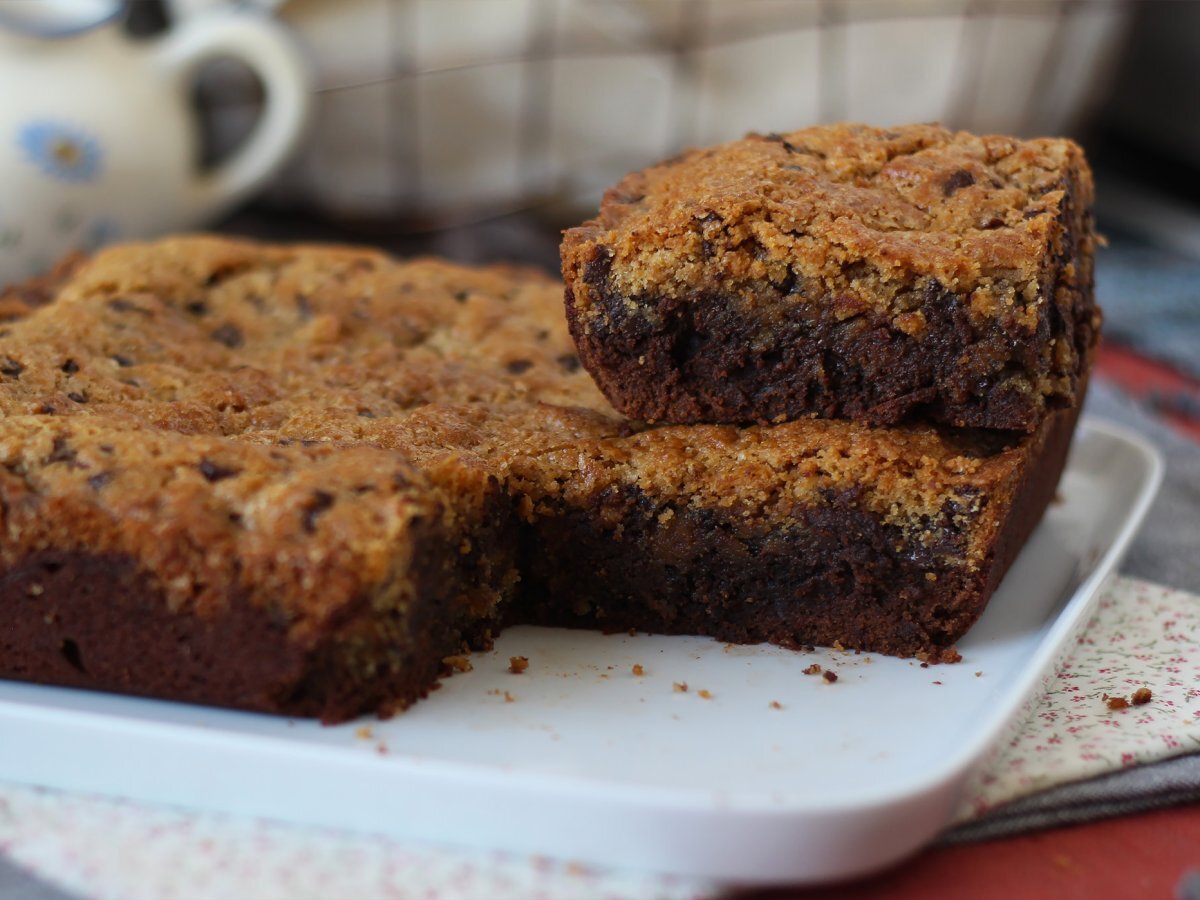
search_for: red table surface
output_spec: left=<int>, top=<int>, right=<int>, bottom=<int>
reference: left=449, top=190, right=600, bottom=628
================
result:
left=740, top=802, right=1200, bottom=899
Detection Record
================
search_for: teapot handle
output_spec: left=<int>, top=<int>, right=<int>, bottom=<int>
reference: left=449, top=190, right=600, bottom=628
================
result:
left=154, top=10, right=311, bottom=224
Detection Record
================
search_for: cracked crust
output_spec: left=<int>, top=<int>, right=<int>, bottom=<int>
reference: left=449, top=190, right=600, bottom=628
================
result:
left=0, top=236, right=1083, bottom=716
left=562, top=122, right=1098, bottom=430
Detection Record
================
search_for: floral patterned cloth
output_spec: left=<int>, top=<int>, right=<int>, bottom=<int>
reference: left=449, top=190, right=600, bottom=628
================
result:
left=1, top=575, right=1198, bottom=900
left=954, top=577, right=1200, bottom=822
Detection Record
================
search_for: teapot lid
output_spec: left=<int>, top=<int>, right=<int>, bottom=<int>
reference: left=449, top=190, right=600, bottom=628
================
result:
left=0, top=0, right=121, bottom=39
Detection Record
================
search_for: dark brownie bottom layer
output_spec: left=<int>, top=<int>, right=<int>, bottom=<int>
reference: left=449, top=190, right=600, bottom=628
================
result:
left=516, top=490, right=981, bottom=660
left=0, top=509, right=515, bottom=724
left=567, top=258, right=1090, bottom=432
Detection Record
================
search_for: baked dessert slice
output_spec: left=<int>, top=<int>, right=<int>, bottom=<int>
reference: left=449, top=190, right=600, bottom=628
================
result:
left=562, top=122, right=1099, bottom=432
left=0, top=236, right=1083, bottom=719
left=0, top=415, right=516, bottom=722
left=510, top=399, right=1080, bottom=661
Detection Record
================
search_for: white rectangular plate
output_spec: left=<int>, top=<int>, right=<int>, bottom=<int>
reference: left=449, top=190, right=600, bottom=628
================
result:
left=0, top=419, right=1163, bottom=885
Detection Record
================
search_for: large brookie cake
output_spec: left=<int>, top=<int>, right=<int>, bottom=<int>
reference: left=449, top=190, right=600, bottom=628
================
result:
left=0, top=126, right=1097, bottom=722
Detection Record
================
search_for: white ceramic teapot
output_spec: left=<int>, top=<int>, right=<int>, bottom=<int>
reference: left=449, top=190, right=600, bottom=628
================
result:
left=0, top=0, right=310, bottom=284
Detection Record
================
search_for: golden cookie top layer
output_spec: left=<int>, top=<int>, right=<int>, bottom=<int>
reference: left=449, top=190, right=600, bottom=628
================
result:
left=563, top=122, right=1094, bottom=314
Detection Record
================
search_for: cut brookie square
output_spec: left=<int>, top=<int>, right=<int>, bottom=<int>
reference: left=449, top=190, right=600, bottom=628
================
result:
left=562, top=122, right=1099, bottom=432
left=510, top=395, right=1083, bottom=662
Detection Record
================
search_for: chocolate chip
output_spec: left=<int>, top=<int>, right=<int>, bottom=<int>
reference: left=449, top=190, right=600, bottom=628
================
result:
left=45, top=436, right=77, bottom=466
left=1023, top=206, right=1042, bottom=220
left=351, top=484, right=376, bottom=495
left=66, top=392, right=88, bottom=404
left=977, top=215, right=1006, bottom=230
left=505, top=359, right=533, bottom=375
left=942, top=169, right=976, bottom=197
left=112, top=354, right=134, bottom=368
left=87, top=471, right=112, bottom=491
left=35, top=404, right=56, bottom=415
left=302, top=490, right=335, bottom=533
left=556, top=353, right=581, bottom=373
left=357, top=409, right=376, bottom=418
left=184, top=300, right=208, bottom=316
left=60, top=639, right=86, bottom=674
left=60, top=359, right=79, bottom=374
left=453, top=290, right=469, bottom=304
left=210, top=323, right=243, bottom=348
left=535, top=329, right=549, bottom=342
left=0, top=357, right=24, bottom=378
left=107, top=298, right=139, bottom=313
left=197, top=459, right=240, bottom=482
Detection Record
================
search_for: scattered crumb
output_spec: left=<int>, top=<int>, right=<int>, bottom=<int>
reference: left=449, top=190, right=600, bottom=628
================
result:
left=442, top=655, right=472, bottom=673
left=975, top=671, right=983, bottom=678
left=566, top=862, right=588, bottom=877
left=802, top=663, right=822, bottom=676
left=673, top=681, right=688, bottom=693
left=504, top=691, right=515, bottom=703
left=598, top=673, right=609, bottom=680
left=1104, top=693, right=1129, bottom=711
left=822, top=670, right=838, bottom=684
left=1132, top=687, right=1153, bottom=706
left=509, top=655, right=529, bottom=674
left=632, top=664, right=645, bottom=676
left=769, top=701, right=783, bottom=710
left=355, top=725, right=373, bottom=740
left=697, top=689, right=713, bottom=700
left=932, top=680, right=943, bottom=685
left=832, top=640, right=845, bottom=652
left=375, top=743, right=388, bottom=755
left=920, top=662, right=929, bottom=669
left=628, top=627, right=637, bottom=637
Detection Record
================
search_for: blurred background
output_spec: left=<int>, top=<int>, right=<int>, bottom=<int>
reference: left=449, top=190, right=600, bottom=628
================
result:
left=1, top=0, right=1197, bottom=442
